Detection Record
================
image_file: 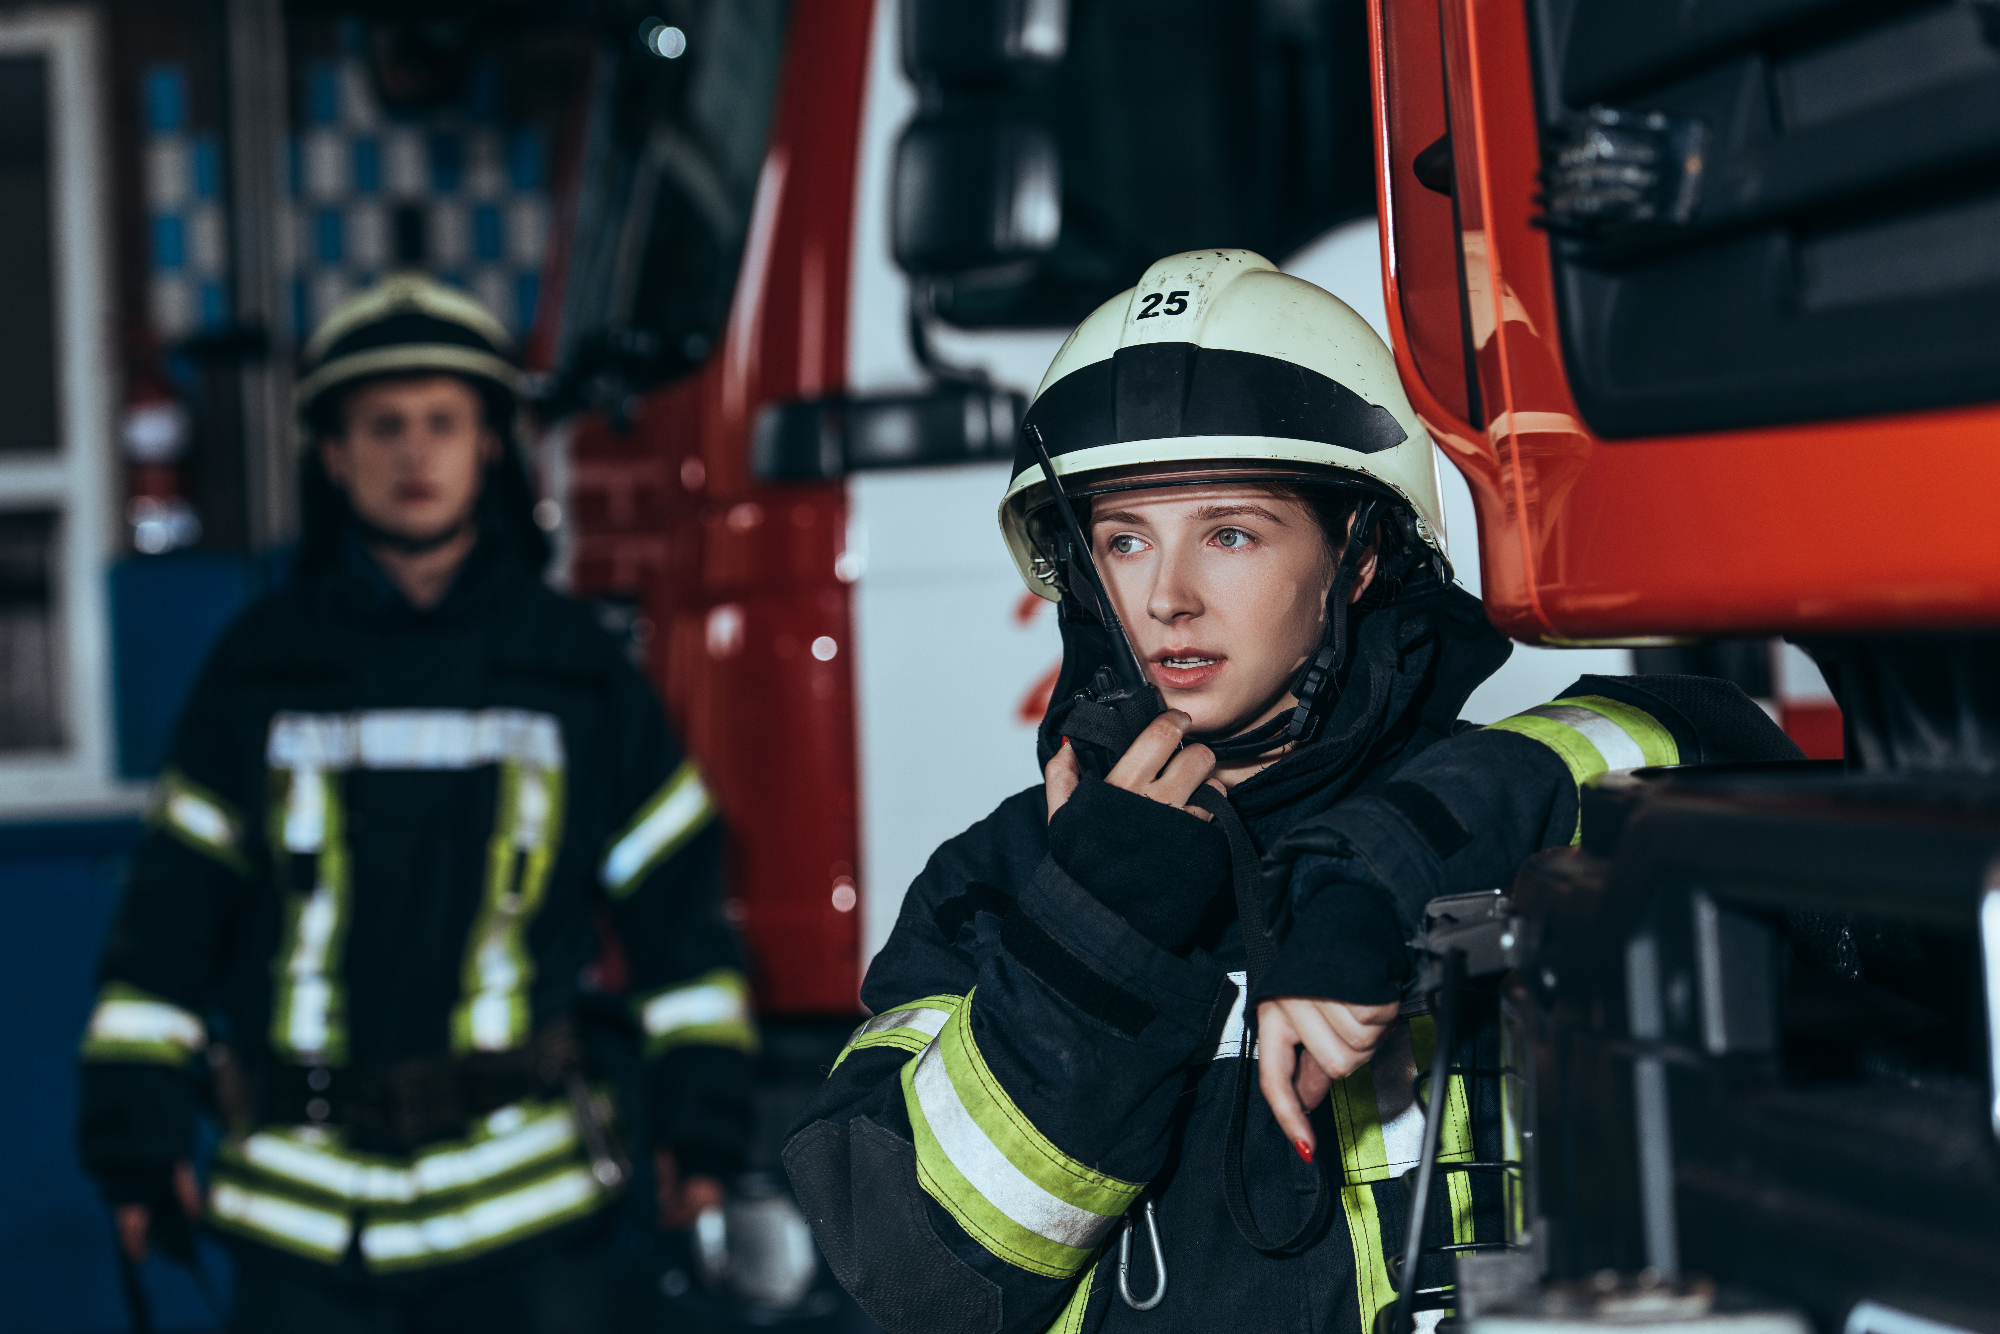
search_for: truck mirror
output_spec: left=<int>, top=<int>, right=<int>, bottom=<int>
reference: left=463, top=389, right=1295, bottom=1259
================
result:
left=901, top=0, right=1067, bottom=85
left=751, top=384, right=1026, bottom=482
left=892, top=114, right=1060, bottom=276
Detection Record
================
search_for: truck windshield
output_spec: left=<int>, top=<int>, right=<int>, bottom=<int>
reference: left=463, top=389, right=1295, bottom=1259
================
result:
left=557, top=0, right=792, bottom=388
left=936, top=0, right=1376, bottom=329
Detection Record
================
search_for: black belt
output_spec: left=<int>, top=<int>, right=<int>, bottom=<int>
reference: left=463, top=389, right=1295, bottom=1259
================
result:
left=247, top=1022, right=581, bottom=1154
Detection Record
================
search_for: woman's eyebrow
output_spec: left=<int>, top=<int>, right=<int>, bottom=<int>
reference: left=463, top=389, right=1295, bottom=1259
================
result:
left=1092, top=509, right=1145, bottom=526
left=1191, top=503, right=1287, bottom=523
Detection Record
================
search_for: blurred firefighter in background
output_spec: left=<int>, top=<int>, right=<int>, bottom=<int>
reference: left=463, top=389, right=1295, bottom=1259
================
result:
left=75, top=275, right=755, bottom=1331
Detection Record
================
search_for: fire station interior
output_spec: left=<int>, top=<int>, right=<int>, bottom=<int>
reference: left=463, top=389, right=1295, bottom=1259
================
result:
left=0, top=0, right=1994, bottom=1331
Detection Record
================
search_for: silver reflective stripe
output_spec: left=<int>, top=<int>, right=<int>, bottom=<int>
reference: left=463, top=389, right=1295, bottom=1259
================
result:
left=1370, top=1024, right=1426, bottom=1173
left=268, top=709, right=564, bottom=772
left=86, top=998, right=206, bottom=1051
left=908, top=1037, right=1117, bottom=1250
left=1213, top=970, right=1260, bottom=1061
left=358, top=1165, right=600, bottom=1264
left=282, top=883, right=343, bottom=1056
left=602, top=764, right=713, bottom=892
left=237, top=1103, right=579, bottom=1205
left=209, top=1181, right=353, bottom=1258
left=1527, top=704, right=1646, bottom=770
left=165, top=787, right=237, bottom=849
left=858, top=1004, right=952, bottom=1043
left=641, top=980, right=748, bottom=1039
left=284, top=767, right=327, bottom=852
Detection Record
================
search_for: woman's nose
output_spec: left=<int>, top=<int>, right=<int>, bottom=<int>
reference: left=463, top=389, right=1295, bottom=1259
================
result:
left=1147, top=551, right=1203, bottom=623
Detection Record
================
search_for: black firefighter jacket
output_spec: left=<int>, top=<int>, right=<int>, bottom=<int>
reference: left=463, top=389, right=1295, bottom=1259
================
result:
left=784, top=589, right=1801, bottom=1334
left=77, top=534, right=754, bottom=1281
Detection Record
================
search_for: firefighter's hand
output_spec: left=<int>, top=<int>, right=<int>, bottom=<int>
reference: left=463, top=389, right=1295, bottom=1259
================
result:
left=1256, top=997, right=1400, bottom=1162
left=114, top=1161, right=202, bottom=1263
left=655, top=1149, right=725, bottom=1230
left=1044, top=711, right=1220, bottom=823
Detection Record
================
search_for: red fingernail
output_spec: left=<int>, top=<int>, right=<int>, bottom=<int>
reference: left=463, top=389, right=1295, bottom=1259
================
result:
left=1295, top=1139, right=1314, bottom=1164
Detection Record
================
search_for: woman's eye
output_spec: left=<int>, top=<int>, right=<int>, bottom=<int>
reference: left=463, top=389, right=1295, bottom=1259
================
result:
left=1109, top=534, right=1145, bottom=555
left=1215, top=527, right=1252, bottom=548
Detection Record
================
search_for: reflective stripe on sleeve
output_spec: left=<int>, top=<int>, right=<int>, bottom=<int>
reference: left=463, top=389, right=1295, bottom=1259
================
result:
left=153, top=769, right=249, bottom=875
left=634, top=968, right=756, bottom=1057
left=208, top=1180, right=354, bottom=1262
left=358, top=1163, right=606, bottom=1272
left=901, top=991, right=1141, bottom=1279
left=601, top=761, right=715, bottom=898
left=79, top=983, right=207, bottom=1064
left=830, top=993, right=964, bottom=1071
left=1485, top=694, right=1678, bottom=842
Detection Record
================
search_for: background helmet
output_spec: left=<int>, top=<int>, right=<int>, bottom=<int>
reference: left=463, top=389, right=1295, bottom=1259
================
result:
left=293, top=274, right=546, bottom=576
left=295, top=273, right=521, bottom=432
left=998, top=249, right=1446, bottom=601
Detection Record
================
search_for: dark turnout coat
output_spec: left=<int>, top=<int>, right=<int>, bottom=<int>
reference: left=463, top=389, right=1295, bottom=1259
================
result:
left=78, top=533, right=754, bottom=1282
left=784, top=588, right=1798, bottom=1334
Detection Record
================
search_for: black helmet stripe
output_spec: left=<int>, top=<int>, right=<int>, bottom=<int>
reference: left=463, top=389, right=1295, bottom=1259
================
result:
left=1014, top=342, right=1410, bottom=477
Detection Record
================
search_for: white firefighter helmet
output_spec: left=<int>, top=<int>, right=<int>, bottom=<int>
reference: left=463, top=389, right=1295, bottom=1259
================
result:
left=998, top=249, right=1445, bottom=600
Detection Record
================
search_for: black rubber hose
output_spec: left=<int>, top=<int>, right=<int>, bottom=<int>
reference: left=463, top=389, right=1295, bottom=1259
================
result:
left=1393, top=948, right=1465, bottom=1334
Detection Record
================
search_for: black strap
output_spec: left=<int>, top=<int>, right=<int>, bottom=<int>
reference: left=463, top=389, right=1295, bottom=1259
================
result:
left=1191, top=786, right=1334, bottom=1256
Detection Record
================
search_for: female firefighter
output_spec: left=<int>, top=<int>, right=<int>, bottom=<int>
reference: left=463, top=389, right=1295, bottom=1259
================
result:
left=77, top=276, right=755, bottom=1330
left=783, top=250, right=1797, bottom=1334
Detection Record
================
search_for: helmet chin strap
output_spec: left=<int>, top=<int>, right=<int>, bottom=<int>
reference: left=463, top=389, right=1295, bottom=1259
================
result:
left=1201, top=497, right=1381, bottom=763
left=350, top=513, right=474, bottom=557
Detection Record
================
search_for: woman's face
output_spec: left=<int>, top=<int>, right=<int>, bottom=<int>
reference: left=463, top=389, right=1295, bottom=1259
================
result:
left=1090, top=483, right=1366, bottom=741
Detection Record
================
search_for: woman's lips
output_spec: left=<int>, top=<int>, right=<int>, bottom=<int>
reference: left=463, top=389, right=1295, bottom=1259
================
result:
left=1150, top=651, right=1226, bottom=690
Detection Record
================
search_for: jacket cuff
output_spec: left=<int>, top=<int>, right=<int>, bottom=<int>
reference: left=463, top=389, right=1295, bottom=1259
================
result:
left=1252, top=855, right=1410, bottom=1005
left=1045, top=774, right=1230, bottom=953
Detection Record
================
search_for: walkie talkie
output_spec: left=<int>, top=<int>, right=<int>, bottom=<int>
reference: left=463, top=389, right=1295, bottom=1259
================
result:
left=1026, top=424, right=1167, bottom=775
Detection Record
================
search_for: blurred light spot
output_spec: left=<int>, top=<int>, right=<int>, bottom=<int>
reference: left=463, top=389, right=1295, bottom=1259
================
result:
left=680, top=456, right=706, bottom=490
left=706, top=604, right=744, bottom=659
left=726, top=502, right=763, bottom=532
left=831, top=879, right=857, bottom=913
left=533, top=499, right=561, bottom=531
left=645, top=24, right=688, bottom=58
left=811, top=636, right=837, bottom=661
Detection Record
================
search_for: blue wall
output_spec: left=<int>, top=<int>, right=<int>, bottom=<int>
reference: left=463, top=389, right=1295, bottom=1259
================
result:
left=0, top=821, right=229, bottom=1333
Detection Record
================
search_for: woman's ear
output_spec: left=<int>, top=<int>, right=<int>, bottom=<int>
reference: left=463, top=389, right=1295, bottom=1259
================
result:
left=1348, top=530, right=1381, bottom=605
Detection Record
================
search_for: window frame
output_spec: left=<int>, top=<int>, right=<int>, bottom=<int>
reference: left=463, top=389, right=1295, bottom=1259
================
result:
left=0, top=9, right=135, bottom=814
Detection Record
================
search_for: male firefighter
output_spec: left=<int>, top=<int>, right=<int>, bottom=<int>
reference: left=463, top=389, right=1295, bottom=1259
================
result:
left=77, top=275, right=754, bottom=1329
left=783, top=250, right=1800, bottom=1334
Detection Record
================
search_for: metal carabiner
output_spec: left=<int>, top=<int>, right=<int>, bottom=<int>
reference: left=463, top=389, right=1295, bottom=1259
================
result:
left=1117, top=1198, right=1168, bottom=1311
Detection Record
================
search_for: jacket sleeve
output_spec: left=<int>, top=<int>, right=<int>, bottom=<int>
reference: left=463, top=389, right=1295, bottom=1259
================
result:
left=1257, top=673, right=1804, bottom=1004
left=78, top=643, right=259, bottom=1202
left=782, top=788, right=1235, bottom=1334
left=594, top=655, right=755, bottom=1178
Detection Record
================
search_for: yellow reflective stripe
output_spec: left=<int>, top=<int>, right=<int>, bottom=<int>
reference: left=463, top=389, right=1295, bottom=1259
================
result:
left=602, top=761, right=715, bottom=897
left=152, top=769, right=249, bottom=875
left=268, top=769, right=353, bottom=1064
left=358, top=1163, right=609, bottom=1273
left=1342, top=1181, right=1396, bottom=1334
left=830, top=993, right=965, bottom=1071
left=1487, top=694, right=1678, bottom=843
left=1045, top=1263, right=1096, bottom=1334
left=208, top=1178, right=354, bottom=1262
left=635, top=968, right=757, bottom=1057
left=215, top=1100, right=582, bottom=1206
left=902, top=992, right=1140, bottom=1279
left=1332, top=1015, right=1476, bottom=1331
left=451, top=760, right=566, bottom=1053
left=79, top=983, right=207, bottom=1064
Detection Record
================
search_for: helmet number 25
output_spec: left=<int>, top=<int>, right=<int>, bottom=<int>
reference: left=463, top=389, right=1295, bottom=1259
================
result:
left=1136, top=290, right=1191, bottom=319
